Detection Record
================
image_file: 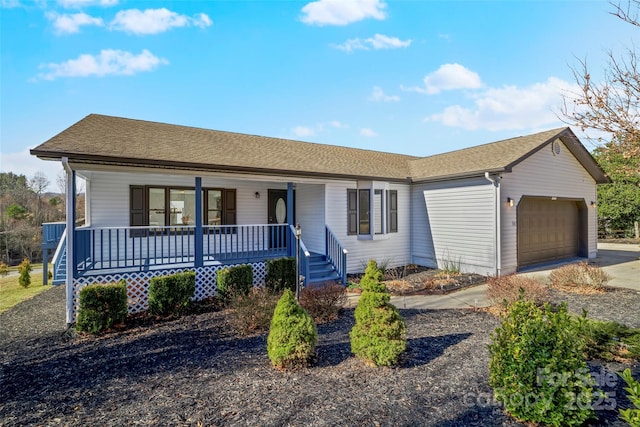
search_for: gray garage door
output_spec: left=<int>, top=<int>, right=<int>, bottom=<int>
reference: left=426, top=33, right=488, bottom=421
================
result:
left=517, top=197, right=580, bottom=268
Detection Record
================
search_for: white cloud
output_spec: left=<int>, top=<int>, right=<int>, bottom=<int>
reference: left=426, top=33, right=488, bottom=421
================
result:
left=36, top=49, right=168, bottom=80
left=332, top=33, right=411, bottom=53
left=58, top=0, right=118, bottom=8
left=369, top=86, right=399, bottom=102
left=47, top=12, right=103, bottom=34
left=0, top=150, right=63, bottom=192
left=404, top=63, right=483, bottom=95
left=292, top=126, right=316, bottom=137
left=329, top=120, right=348, bottom=128
left=110, top=8, right=212, bottom=35
left=360, top=128, right=378, bottom=137
left=427, top=77, right=576, bottom=131
left=301, top=0, right=386, bottom=26
left=1, top=0, right=23, bottom=8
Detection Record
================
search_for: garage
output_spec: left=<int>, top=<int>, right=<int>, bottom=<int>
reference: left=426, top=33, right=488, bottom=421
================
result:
left=517, top=197, right=587, bottom=268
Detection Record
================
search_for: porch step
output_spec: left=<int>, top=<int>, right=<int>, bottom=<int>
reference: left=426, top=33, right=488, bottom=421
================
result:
left=52, top=244, right=67, bottom=286
left=307, top=252, right=341, bottom=284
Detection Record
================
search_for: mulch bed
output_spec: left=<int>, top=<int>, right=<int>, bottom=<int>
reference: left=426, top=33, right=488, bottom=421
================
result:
left=1, top=285, right=639, bottom=426
left=349, top=266, right=487, bottom=296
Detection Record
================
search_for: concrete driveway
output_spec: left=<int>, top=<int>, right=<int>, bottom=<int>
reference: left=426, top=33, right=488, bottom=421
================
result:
left=521, top=242, right=640, bottom=291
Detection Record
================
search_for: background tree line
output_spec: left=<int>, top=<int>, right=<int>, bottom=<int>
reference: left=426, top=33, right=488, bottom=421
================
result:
left=0, top=171, right=84, bottom=265
left=563, top=0, right=640, bottom=239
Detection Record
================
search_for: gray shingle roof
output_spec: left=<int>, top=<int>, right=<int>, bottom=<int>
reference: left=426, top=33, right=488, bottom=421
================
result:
left=30, top=114, right=610, bottom=184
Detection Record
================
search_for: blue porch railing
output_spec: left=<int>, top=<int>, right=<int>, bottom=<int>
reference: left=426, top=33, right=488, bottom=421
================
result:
left=325, top=225, right=348, bottom=284
left=43, top=222, right=66, bottom=245
left=73, top=224, right=290, bottom=276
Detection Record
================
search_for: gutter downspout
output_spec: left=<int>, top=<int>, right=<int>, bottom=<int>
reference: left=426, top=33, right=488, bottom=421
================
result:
left=484, top=172, right=502, bottom=276
left=62, top=157, right=75, bottom=325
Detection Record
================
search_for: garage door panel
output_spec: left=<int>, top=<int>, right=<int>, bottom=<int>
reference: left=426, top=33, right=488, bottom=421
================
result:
left=518, top=198, right=579, bottom=267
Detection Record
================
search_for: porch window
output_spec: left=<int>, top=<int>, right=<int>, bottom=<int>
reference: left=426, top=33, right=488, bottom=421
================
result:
left=130, top=186, right=236, bottom=229
left=347, top=188, right=397, bottom=236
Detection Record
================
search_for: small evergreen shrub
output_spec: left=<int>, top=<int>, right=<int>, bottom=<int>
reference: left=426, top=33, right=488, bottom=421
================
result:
left=18, top=258, right=32, bottom=288
left=550, top=262, right=609, bottom=292
left=148, top=271, right=196, bottom=316
left=229, top=287, right=280, bottom=335
left=267, top=289, right=317, bottom=370
left=265, top=257, right=296, bottom=293
left=350, top=260, right=406, bottom=367
left=0, top=262, right=9, bottom=277
left=76, top=281, right=128, bottom=334
left=486, top=274, right=550, bottom=310
left=488, top=300, right=595, bottom=426
left=299, top=282, right=347, bottom=323
left=619, top=368, right=640, bottom=426
left=216, top=264, right=253, bottom=302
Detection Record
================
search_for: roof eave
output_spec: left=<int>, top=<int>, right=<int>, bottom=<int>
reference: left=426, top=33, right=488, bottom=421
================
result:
left=411, top=168, right=507, bottom=184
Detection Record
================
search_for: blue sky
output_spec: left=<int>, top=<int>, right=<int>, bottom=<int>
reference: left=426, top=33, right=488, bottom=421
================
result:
left=1, top=0, right=637, bottom=191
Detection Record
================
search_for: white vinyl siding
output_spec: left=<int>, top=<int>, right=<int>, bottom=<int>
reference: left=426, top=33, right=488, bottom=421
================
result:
left=325, top=181, right=410, bottom=273
left=500, top=139, right=598, bottom=273
left=296, top=183, right=325, bottom=254
left=411, top=177, right=496, bottom=275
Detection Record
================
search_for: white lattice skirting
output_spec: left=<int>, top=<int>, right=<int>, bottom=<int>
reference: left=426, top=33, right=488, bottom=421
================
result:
left=71, top=262, right=267, bottom=320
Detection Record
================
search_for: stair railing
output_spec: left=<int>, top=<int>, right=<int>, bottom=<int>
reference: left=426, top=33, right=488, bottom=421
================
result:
left=289, top=224, right=311, bottom=287
left=325, top=225, right=348, bottom=284
left=52, top=229, right=67, bottom=284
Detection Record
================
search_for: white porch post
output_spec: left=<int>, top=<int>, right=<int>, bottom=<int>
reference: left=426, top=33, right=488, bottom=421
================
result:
left=63, top=158, right=76, bottom=325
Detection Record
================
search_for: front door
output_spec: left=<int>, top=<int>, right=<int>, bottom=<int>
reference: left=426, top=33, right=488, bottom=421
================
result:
left=268, top=190, right=291, bottom=249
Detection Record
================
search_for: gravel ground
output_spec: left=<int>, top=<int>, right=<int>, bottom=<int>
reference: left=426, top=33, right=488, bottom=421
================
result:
left=1, top=285, right=638, bottom=427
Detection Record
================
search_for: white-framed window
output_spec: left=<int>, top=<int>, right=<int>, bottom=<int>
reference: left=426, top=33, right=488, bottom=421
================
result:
left=347, top=187, right=397, bottom=236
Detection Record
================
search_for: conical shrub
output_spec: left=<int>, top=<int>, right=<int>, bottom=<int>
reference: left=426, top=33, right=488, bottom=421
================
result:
left=267, top=289, right=317, bottom=369
left=350, top=260, right=406, bottom=366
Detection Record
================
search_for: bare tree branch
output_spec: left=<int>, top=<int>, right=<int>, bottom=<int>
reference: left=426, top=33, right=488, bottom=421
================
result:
left=611, top=0, right=640, bottom=27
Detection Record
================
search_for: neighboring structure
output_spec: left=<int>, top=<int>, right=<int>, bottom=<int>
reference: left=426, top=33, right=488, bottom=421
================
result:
left=31, top=114, right=610, bottom=323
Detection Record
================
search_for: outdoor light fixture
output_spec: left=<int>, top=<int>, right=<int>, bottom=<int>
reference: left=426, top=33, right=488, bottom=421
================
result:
left=551, top=197, right=558, bottom=201
left=591, top=201, right=597, bottom=208
left=507, top=197, right=514, bottom=207
left=255, top=191, right=260, bottom=199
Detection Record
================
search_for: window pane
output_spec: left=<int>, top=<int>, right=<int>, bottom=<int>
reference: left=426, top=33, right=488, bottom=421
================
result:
left=359, top=189, right=370, bottom=235
left=374, top=190, right=383, bottom=234
left=149, top=188, right=165, bottom=226
left=207, top=190, right=222, bottom=225
left=170, top=189, right=196, bottom=226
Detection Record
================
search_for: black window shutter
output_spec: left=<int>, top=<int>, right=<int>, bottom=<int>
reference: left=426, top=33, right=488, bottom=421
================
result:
left=223, top=189, right=236, bottom=225
left=387, top=190, right=398, bottom=233
left=130, top=185, right=146, bottom=236
left=347, top=189, right=357, bottom=235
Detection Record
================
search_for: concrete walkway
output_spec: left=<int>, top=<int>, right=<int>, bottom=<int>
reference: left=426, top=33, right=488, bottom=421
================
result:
left=347, top=242, right=640, bottom=310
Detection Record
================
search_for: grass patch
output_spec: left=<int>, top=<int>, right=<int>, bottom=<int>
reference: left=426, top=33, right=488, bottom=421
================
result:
left=0, top=271, right=50, bottom=313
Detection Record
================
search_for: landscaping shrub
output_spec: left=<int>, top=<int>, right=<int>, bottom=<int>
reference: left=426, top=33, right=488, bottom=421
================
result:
left=488, top=300, right=595, bottom=426
left=148, top=271, right=196, bottom=316
left=574, top=314, right=640, bottom=361
left=350, top=260, right=406, bottom=367
left=18, top=258, right=32, bottom=288
left=267, top=289, right=317, bottom=370
left=229, top=287, right=280, bottom=336
left=549, top=262, right=610, bottom=292
left=486, top=274, right=550, bottom=310
left=265, top=257, right=296, bottom=293
left=216, top=264, right=253, bottom=302
left=0, top=262, right=9, bottom=277
left=76, top=280, right=128, bottom=334
left=619, top=368, right=640, bottom=427
left=299, top=281, right=347, bottom=323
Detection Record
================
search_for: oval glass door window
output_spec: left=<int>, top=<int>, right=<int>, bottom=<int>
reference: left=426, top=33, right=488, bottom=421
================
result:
left=275, top=198, right=286, bottom=223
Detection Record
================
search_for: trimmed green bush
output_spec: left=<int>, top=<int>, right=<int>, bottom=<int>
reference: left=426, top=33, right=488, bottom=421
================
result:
left=350, top=260, right=406, bottom=367
left=488, top=300, right=595, bottom=426
left=216, top=264, right=253, bottom=302
left=148, top=271, right=196, bottom=316
left=267, top=289, right=317, bottom=370
left=619, top=368, right=640, bottom=426
left=76, top=281, right=128, bottom=334
left=265, top=257, right=296, bottom=293
left=18, top=258, right=32, bottom=288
